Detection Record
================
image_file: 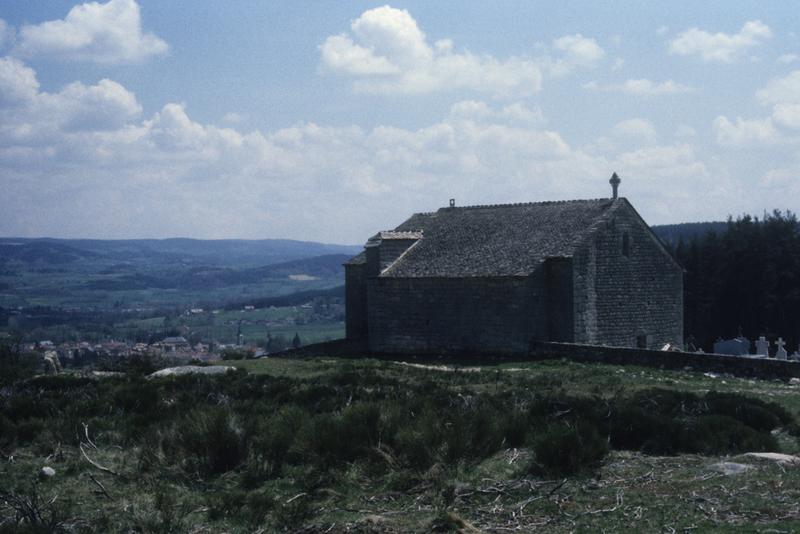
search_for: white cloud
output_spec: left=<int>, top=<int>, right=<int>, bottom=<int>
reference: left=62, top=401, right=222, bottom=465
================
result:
left=611, top=58, right=625, bottom=72
left=13, top=0, right=167, bottom=64
left=612, top=118, right=658, bottom=144
left=548, top=33, right=605, bottom=76
left=656, top=26, right=669, bottom=36
left=614, top=144, right=707, bottom=182
left=0, top=19, right=14, bottom=49
left=669, top=20, right=771, bottom=63
left=778, top=53, right=799, bottom=64
left=0, top=57, right=141, bottom=138
left=589, top=118, right=658, bottom=154
left=319, top=7, right=606, bottom=95
left=318, top=34, right=399, bottom=75
left=221, top=112, right=246, bottom=125
left=756, top=70, right=800, bottom=105
left=711, top=70, right=800, bottom=145
left=50, top=79, right=142, bottom=131
left=0, top=58, right=735, bottom=240
left=712, top=116, right=780, bottom=146
left=585, top=78, right=694, bottom=96
left=449, top=100, right=545, bottom=126
left=0, top=56, right=39, bottom=105
left=772, top=103, right=800, bottom=130
left=753, top=71, right=800, bottom=131
left=675, top=125, right=697, bottom=138
left=350, top=5, right=432, bottom=67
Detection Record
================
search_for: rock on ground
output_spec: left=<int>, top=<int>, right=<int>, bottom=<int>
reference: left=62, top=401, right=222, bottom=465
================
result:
left=743, top=452, right=800, bottom=466
left=147, top=365, right=239, bottom=379
left=708, top=461, right=754, bottom=475
left=39, top=466, right=56, bottom=479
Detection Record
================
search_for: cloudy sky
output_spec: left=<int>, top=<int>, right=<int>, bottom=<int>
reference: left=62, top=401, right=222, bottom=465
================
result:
left=1, top=1, right=799, bottom=244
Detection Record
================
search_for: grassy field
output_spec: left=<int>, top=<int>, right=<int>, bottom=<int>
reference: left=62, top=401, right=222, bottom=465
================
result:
left=3, top=356, right=800, bottom=532
left=115, top=306, right=345, bottom=346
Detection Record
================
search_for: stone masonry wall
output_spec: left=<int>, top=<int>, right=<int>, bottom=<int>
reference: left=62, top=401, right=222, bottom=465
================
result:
left=529, top=341, right=800, bottom=380
left=367, top=275, right=546, bottom=354
left=572, top=202, right=683, bottom=348
left=379, top=239, right=418, bottom=272
left=345, top=264, right=368, bottom=339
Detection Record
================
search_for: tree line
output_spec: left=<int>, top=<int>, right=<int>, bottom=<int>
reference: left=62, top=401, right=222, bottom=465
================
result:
left=670, top=210, right=800, bottom=353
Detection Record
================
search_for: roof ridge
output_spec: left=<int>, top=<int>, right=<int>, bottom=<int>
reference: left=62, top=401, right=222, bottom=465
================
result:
left=441, top=198, right=612, bottom=211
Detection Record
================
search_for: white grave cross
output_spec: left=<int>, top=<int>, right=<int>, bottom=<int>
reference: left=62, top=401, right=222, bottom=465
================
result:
left=776, top=337, right=788, bottom=360
left=756, top=336, right=770, bottom=357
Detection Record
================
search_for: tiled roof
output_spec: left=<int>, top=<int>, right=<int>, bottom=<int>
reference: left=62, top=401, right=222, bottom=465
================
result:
left=344, top=250, right=367, bottom=265
left=350, top=198, right=620, bottom=277
left=365, top=231, right=424, bottom=247
left=374, top=231, right=424, bottom=240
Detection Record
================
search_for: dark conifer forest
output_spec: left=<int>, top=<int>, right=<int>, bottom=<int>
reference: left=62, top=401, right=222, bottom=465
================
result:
left=669, top=211, right=800, bottom=352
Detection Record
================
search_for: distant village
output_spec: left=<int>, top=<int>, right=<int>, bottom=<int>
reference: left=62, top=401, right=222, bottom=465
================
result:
left=16, top=302, right=319, bottom=374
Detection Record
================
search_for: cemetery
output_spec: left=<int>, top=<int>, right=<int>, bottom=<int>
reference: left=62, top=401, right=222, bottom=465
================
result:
left=713, top=335, right=800, bottom=361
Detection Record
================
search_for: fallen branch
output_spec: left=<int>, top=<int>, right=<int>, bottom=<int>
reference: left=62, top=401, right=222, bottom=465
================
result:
left=86, top=473, right=111, bottom=500
left=285, top=492, right=307, bottom=504
left=547, top=479, right=567, bottom=496
left=582, top=490, right=624, bottom=515
left=79, top=443, right=119, bottom=477
left=518, top=495, right=543, bottom=512
left=45, top=442, right=63, bottom=462
left=82, top=423, right=98, bottom=450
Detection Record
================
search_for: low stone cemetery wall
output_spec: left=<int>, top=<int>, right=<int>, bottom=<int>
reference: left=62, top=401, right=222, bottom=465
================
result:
left=528, top=341, right=800, bottom=379
left=277, top=338, right=800, bottom=380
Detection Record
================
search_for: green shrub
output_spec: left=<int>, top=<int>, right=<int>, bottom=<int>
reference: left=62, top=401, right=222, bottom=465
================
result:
left=0, top=481, right=74, bottom=532
left=14, top=418, right=46, bottom=444
left=0, top=414, right=17, bottom=446
left=152, top=485, right=187, bottom=533
left=249, top=405, right=307, bottom=479
left=206, top=489, right=246, bottom=521
left=499, top=408, right=529, bottom=448
left=291, top=402, right=382, bottom=468
left=627, top=388, right=703, bottom=417
left=221, top=350, right=248, bottom=361
left=272, top=494, right=311, bottom=530
left=339, top=402, right=382, bottom=460
left=531, top=422, right=608, bottom=477
left=179, top=407, right=248, bottom=475
left=392, top=407, right=443, bottom=470
left=610, top=405, right=675, bottom=453
left=119, top=352, right=160, bottom=376
left=610, top=389, right=785, bottom=455
left=244, top=489, right=275, bottom=526
left=704, top=391, right=791, bottom=431
left=683, top=415, right=777, bottom=454
left=469, top=402, right=512, bottom=456
left=0, top=341, right=39, bottom=386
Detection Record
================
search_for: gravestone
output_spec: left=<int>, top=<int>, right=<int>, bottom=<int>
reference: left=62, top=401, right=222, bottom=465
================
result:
left=776, top=338, right=788, bottom=360
left=713, top=337, right=751, bottom=356
left=756, top=336, right=770, bottom=357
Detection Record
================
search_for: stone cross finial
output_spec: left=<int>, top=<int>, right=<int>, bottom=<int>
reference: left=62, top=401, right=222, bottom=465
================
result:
left=609, top=172, right=621, bottom=199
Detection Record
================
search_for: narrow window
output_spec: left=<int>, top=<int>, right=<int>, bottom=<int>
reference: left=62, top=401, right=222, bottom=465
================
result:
left=636, top=335, right=647, bottom=349
left=622, top=232, right=630, bottom=257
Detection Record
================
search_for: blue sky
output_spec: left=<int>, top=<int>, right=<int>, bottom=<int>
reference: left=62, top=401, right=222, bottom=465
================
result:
left=1, top=1, right=799, bottom=243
